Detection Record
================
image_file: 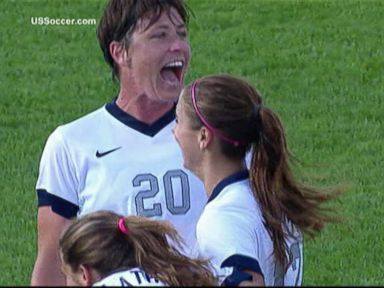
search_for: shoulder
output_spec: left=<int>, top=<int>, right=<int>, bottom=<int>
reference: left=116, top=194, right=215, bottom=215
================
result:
left=197, top=206, right=257, bottom=244
left=45, top=105, right=118, bottom=153
left=203, top=180, right=261, bottom=223
left=197, top=181, right=265, bottom=248
left=57, top=105, right=108, bottom=138
left=40, top=106, right=105, bottom=154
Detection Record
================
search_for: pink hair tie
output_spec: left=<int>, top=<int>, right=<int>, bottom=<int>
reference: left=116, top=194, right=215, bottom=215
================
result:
left=117, top=218, right=129, bottom=235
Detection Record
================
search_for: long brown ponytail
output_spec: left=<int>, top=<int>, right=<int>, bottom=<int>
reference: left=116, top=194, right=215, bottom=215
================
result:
left=250, top=106, right=340, bottom=269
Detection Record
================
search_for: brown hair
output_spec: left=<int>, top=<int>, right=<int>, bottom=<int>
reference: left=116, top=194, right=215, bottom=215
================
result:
left=59, top=210, right=216, bottom=286
left=97, top=0, right=191, bottom=80
left=181, top=74, right=341, bottom=270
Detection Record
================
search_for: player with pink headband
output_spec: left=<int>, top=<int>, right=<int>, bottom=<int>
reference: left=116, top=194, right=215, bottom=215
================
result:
left=173, top=74, right=341, bottom=286
left=59, top=210, right=217, bottom=286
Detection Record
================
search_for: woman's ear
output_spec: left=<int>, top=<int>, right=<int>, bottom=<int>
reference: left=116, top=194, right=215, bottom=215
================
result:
left=198, top=127, right=213, bottom=150
left=109, top=40, right=129, bottom=68
left=79, top=264, right=95, bottom=286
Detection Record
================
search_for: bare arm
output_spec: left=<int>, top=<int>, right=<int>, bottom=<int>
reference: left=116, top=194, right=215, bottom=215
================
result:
left=239, top=270, right=264, bottom=286
left=31, top=206, right=72, bottom=286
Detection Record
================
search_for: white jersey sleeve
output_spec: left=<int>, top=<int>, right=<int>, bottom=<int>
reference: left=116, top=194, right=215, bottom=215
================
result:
left=197, top=204, right=263, bottom=285
left=36, top=126, right=79, bottom=217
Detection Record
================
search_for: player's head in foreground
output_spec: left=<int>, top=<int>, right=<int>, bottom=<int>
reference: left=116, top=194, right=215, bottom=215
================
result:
left=97, top=0, right=191, bottom=104
left=59, top=210, right=217, bottom=286
left=173, top=74, right=341, bottom=270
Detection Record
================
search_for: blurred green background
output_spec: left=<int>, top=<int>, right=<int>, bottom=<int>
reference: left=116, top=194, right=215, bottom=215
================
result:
left=0, top=0, right=383, bottom=285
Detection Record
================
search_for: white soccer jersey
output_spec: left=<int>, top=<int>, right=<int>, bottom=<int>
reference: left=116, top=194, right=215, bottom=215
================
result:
left=196, top=170, right=303, bottom=286
left=93, top=267, right=164, bottom=286
left=36, top=100, right=207, bottom=255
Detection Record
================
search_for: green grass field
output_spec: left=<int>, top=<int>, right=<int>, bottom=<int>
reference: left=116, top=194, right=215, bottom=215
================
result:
left=1, top=0, right=383, bottom=285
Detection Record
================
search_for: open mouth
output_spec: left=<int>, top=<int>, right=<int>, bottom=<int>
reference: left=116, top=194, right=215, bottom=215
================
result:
left=160, top=60, right=184, bottom=85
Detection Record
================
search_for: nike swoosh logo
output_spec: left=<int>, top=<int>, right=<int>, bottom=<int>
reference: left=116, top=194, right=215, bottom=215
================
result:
left=96, top=147, right=122, bottom=158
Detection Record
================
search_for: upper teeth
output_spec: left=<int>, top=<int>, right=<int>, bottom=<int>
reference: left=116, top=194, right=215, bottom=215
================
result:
left=165, top=60, right=183, bottom=68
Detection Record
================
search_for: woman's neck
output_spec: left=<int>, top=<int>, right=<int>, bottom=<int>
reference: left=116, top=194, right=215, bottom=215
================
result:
left=201, top=156, right=246, bottom=199
left=116, top=89, right=174, bottom=125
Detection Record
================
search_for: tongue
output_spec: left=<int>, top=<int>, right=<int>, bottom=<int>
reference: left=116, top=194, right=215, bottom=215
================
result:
left=161, top=68, right=178, bottom=84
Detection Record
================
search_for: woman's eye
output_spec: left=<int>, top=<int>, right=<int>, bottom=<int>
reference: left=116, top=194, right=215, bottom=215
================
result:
left=153, top=32, right=167, bottom=38
left=178, top=30, right=187, bottom=38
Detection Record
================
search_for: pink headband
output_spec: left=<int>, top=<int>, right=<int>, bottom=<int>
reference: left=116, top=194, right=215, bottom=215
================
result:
left=190, top=80, right=242, bottom=147
left=117, top=218, right=129, bottom=235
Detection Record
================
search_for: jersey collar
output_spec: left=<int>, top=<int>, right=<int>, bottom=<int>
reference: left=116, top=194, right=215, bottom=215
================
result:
left=105, top=98, right=176, bottom=137
left=208, top=169, right=249, bottom=203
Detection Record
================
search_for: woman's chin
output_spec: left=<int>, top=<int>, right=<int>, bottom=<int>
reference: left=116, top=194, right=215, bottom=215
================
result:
left=182, top=161, right=194, bottom=173
left=182, top=161, right=189, bottom=170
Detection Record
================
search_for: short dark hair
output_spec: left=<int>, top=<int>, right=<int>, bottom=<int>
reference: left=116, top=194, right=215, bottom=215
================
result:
left=97, top=0, right=191, bottom=80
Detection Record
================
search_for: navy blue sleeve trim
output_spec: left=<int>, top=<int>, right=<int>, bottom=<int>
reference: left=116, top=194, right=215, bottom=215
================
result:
left=37, top=189, right=79, bottom=219
left=221, top=254, right=264, bottom=286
